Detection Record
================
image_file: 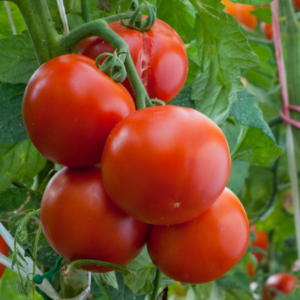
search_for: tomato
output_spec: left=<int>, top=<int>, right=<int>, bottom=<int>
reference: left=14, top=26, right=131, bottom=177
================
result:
left=263, top=273, right=296, bottom=300
left=247, top=262, right=255, bottom=277
left=294, top=0, right=300, bottom=9
left=23, top=54, right=135, bottom=168
left=262, top=23, right=273, bottom=40
left=40, top=167, right=150, bottom=273
left=250, top=226, right=269, bottom=263
left=147, top=188, right=249, bottom=284
left=102, top=105, right=231, bottom=225
left=0, top=235, right=8, bottom=278
left=222, top=0, right=257, bottom=30
left=78, top=18, right=188, bottom=103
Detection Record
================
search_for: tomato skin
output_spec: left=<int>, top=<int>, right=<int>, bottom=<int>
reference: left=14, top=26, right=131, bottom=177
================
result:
left=294, top=0, right=300, bottom=9
left=23, top=54, right=135, bottom=168
left=250, top=226, right=269, bottom=263
left=78, top=19, right=188, bottom=103
left=40, top=167, right=150, bottom=273
left=147, top=188, right=249, bottom=284
left=247, top=263, right=255, bottom=277
left=0, top=235, right=8, bottom=278
left=262, top=23, right=273, bottom=40
left=222, top=0, right=257, bottom=30
left=263, top=273, right=296, bottom=300
left=102, top=105, right=231, bottom=225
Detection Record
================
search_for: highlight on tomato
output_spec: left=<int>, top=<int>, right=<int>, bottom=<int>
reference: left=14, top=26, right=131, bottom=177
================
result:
left=263, top=273, right=296, bottom=300
left=0, top=234, right=8, bottom=278
left=23, top=54, right=135, bottom=168
left=40, top=167, right=150, bottom=273
left=222, top=0, right=257, bottom=30
left=78, top=18, right=188, bottom=103
left=147, top=188, right=249, bottom=284
left=102, top=105, right=231, bottom=226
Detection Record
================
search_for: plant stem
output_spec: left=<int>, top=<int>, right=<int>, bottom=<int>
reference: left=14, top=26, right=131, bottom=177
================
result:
left=32, top=224, right=42, bottom=300
left=103, top=11, right=139, bottom=24
left=81, top=0, right=89, bottom=23
left=150, top=268, right=161, bottom=300
left=102, top=285, right=111, bottom=300
left=68, top=259, right=136, bottom=275
left=4, top=1, right=16, bottom=34
left=191, top=285, right=202, bottom=299
left=12, top=0, right=60, bottom=64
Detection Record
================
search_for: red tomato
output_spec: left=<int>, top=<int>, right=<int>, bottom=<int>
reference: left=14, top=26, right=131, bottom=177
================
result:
left=147, top=188, right=249, bottom=284
left=222, top=0, right=257, bottom=30
left=294, top=0, right=300, bottom=9
left=247, top=262, right=255, bottom=277
left=0, top=235, right=8, bottom=278
left=102, top=105, right=231, bottom=225
left=78, top=19, right=188, bottom=103
left=263, top=273, right=296, bottom=300
left=23, top=54, right=135, bottom=167
left=40, top=167, right=150, bottom=273
left=250, top=226, right=269, bottom=263
left=262, top=23, right=273, bottom=40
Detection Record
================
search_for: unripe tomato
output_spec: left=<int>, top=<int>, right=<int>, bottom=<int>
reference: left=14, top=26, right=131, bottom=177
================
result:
left=262, top=23, right=273, bottom=40
left=102, top=105, right=231, bottom=225
left=78, top=19, right=188, bottom=103
left=23, top=54, right=135, bottom=168
left=40, top=167, right=150, bottom=273
left=263, top=273, right=296, bottom=300
left=0, top=235, right=8, bottom=278
left=222, top=0, right=257, bottom=30
left=147, top=188, right=249, bottom=284
left=250, top=226, right=269, bottom=263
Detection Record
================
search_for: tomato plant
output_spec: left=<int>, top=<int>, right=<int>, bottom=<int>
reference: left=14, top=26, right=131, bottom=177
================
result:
left=23, top=54, right=135, bottom=168
left=40, top=167, right=150, bottom=273
left=102, top=105, right=231, bottom=225
left=78, top=18, right=188, bottom=103
left=222, top=0, right=257, bottom=30
left=263, top=273, right=296, bottom=300
left=147, top=188, right=249, bottom=284
left=0, top=235, right=8, bottom=278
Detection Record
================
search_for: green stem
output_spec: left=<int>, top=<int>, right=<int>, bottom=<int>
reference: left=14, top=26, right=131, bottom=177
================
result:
left=32, top=224, right=42, bottom=300
left=11, top=0, right=60, bottom=64
left=191, top=285, right=202, bottom=299
left=68, top=259, right=136, bottom=275
left=150, top=268, right=161, bottom=300
left=268, top=115, right=282, bottom=127
left=102, top=285, right=111, bottom=300
left=103, top=11, right=139, bottom=24
left=81, top=0, right=89, bottom=23
left=189, top=0, right=201, bottom=14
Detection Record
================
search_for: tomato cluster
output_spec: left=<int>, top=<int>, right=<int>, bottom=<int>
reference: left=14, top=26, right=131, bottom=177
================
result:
left=23, top=18, right=249, bottom=284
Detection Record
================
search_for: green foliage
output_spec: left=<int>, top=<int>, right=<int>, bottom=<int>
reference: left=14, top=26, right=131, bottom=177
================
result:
left=251, top=7, right=272, bottom=24
left=229, top=0, right=273, bottom=4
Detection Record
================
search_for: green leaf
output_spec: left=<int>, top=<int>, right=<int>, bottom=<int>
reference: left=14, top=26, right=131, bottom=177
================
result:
left=0, top=32, right=38, bottom=84
left=0, top=83, right=28, bottom=143
left=157, top=0, right=195, bottom=43
left=216, top=271, right=250, bottom=292
left=94, top=272, right=119, bottom=290
left=247, top=245, right=268, bottom=254
left=97, top=0, right=112, bottom=12
left=228, top=160, right=250, bottom=196
left=230, top=90, right=282, bottom=166
left=0, top=140, right=46, bottom=193
left=251, top=7, right=272, bottom=24
left=0, top=2, right=27, bottom=38
left=198, top=0, right=225, bottom=10
left=107, top=272, right=145, bottom=299
left=192, top=6, right=258, bottom=124
left=122, top=248, right=156, bottom=296
left=228, top=0, right=273, bottom=5
left=169, top=84, right=194, bottom=108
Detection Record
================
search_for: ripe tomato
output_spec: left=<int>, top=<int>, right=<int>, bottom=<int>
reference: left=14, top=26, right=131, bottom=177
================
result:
left=23, top=54, right=135, bottom=168
left=40, top=167, right=150, bottom=273
left=102, top=105, right=231, bottom=225
left=262, top=23, right=273, bottom=40
left=247, top=263, right=255, bottom=277
left=250, top=226, right=268, bottom=263
left=263, top=273, right=296, bottom=300
left=0, top=235, right=8, bottom=278
left=294, top=0, right=300, bottom=9
left=147, top=188, right=249, bottom=284
left=222, top=0, right=257, bottom=30
left=78, top=19, right=188, bottom=103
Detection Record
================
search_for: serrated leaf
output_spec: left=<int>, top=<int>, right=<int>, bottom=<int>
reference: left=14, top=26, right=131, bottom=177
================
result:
left=157, top=0, right=195, bottom=43
left=0, top=32, right=38, bottom=84
left=0, top=140, right=46, bottom=193
left=229, top=0, right=272, bottom=5
left=230, top=90, right=282, bottom=166
left=192, top=6, right=258, bottom=124
left=169, top=84, right=194, bottom=108
left=251, top=7, right=272, bottom=24
left=107, top=272, right=145, bottom=300
left=0, top=83, right=28, bottom=143
left=94, top=272, right=119, bottom=290
left=122, top=247, right=156, bottom=296
left=227, top=160, right=250, bottom=195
